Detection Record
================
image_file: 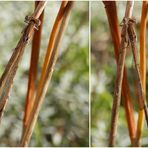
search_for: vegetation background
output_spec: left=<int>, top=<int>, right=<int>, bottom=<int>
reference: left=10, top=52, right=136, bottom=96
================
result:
left=0, top=1, right=89, bottom=147
left=91, top=1, right=148, bottom=147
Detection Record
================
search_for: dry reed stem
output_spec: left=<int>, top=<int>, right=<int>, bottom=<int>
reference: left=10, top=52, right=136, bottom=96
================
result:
left=23, top=1, right=44, bottom=136
left=108, top=1, right=134, bottom=146
left=0, top=1, right=47, bottom=121
left=103, top=1, right=136, bottom=145
left=20, top=2, right=74, bottom=146
left=133, top=2, right=148, bottom=146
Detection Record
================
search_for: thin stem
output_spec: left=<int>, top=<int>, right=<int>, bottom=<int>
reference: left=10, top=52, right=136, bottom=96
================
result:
left=22, top=1, right=44, bottom=137
left=20, top=2, right=74, bottom=146
left=135, top=1, right=148, bottom=146
left=125, top=1, right=134, bottom=18
left=103, top=1, right=136, bottom=145
left=108, top=1, right=134, bottom=146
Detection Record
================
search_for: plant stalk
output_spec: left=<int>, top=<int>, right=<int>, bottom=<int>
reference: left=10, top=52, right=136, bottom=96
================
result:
left=108, top=1, right=134, bottom=146
left=103, top=1, right=136, bottom=145
left=22, top=1, right=44, bottom=138
left=20, top=2, right=74, bottom=146
left=135, top=1, right=148, bottom=146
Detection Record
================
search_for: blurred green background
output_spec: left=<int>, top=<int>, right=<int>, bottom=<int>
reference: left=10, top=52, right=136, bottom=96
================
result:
left=0, top=1, right=89, bottom=147
left=91, top=1, right=148, bottom=147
